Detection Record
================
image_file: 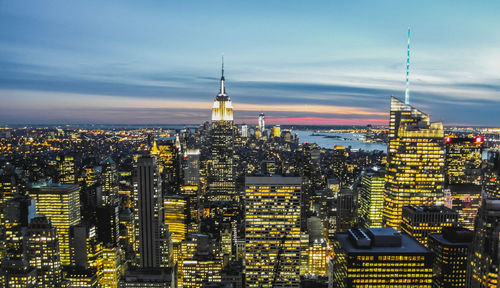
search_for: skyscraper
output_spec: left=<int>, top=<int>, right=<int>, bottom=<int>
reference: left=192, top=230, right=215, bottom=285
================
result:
left=241, top=124, right=249, bottom=138
left=358, top=167, right=385, bottom=228
left=272, top=125, right=281, bottom=138
left=183, top=149, right=201, bottom=186
left=30, top=183, right=81, bottom=266
left=445, top=135, right=483, bottom=185
left=428, top=227, right=473, bottom=288
left=26, top=215, right=62, bottom=287
left=100, top=246, right=121, bottom=288
left=401, top=205, right=458, bottom=247
left=258, top=113, right=265, bottom=137
left=332, top=146, right=348, bottom=186
left=56, top=154, right=76, bottom=184
left=467, top=198, right=500, bottom=287
left=244, top=176, right=302, bottom=288
left=383, top=96, right=445, bottom=230
left=207, top=62, right=235, bottom=203
left=336, top=188, right=356, bottom=233
left=101, top=157, right=119, bottom=206
left=134, top=156, right=170, bottom=268
left=163, top=195, right=187, bottom=244
left=447, top=184, right=481, bottom=230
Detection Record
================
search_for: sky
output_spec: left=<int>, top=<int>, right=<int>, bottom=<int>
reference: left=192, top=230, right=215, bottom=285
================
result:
left=0, top=1, right=499, bottom=126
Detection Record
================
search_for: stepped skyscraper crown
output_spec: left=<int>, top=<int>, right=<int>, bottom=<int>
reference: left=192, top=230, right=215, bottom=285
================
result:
left=212, top=57, right=233, bottom=121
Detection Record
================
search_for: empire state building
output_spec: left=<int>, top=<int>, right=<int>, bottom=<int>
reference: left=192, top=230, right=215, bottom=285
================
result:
left=207, top=62, right=235, bottom=203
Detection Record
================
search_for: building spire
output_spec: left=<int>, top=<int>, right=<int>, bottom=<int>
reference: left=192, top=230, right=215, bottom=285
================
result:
left=405, top=27, right=411, bottom=105
left=220, top=55, right=225, bottom=95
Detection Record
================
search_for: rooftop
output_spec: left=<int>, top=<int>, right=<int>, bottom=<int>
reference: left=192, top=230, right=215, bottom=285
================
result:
left=338, top=227, right=429, bottom=254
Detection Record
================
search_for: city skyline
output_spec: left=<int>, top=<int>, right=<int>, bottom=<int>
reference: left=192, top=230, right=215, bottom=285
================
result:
left=0, top=1, right=499, bottom=126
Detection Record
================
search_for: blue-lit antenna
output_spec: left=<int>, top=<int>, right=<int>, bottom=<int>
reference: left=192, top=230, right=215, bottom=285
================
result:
left=405, top=27, right=410, bottom=105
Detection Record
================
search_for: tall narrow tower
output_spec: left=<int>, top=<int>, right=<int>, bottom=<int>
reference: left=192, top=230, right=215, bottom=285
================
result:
left=134, top=156, right=170, bottom=268
left=208, top=59, right=236, bottom=203
left=258, top=113, right=265, bottom=136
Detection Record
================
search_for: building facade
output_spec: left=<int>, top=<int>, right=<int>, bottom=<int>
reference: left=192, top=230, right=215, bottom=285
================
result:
left=244, top=176, right=302, bottom=287
left=384, top=96, right=445, bottom=230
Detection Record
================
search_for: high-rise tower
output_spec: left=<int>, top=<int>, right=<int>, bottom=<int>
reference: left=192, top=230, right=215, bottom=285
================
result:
left=258, top=113, right=265, bottom=137
left=467, top=198, right=500, bottom=287
left=383, top=97, right=445, bottom=230
left=207, top=60, right=235, bottom=203
left=134, top=156, right=170, bottom=268
left=30, top=183, right=81, bottom=266
left=244, top=176, right=302, bottom=287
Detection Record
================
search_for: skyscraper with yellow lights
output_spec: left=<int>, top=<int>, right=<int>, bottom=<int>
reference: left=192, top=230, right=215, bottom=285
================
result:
left=445, top=135, right=483, bottom=185
left=56, top=154, right=76, bottom=184
left=383, top=96, right=445, bottom=230
left=400, top=205, right=458, bottom=247
left=30, top=183, right=81, bottom=266
left=164, top=195, right=187, bottom=243
left=358, top=167, right=385, bottom=228
left=26, top=215, right=62, bottom=287
left=207, top=62, right=235, bottom=203
left=244, top=176, right=302, bottom=288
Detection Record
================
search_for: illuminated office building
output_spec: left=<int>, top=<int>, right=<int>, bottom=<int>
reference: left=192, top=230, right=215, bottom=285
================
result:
left=100, top=246, right=121, bottom=288
left=241, top=125, right=249, bottom=138
left=244, top=176, right=302, bottom=288
left=3, top=195, right=36, bottom=261
left=101, top=157, right=119, bottom=206
left=306, top=240, right=328, bottom=277
left=207, top=63, right=235, bottom=203
left=332, top=146, right=348, bottom=185
left=63, top=267, right=99, bottom=288
left=134, top=156, right=170, bottom=268
left=71, top=224, right=103, bottom=277
left=445, top=135, right=483, bottom=185
left=327, top=178, right=340, bottom=198
left=484, top=151, right=500, bottom=198
left=119, top=208, right=136, bottom=263
left=183, top=149, right=201, bottom=186
left=261, top=160, right=278, bottom=176
left=258, top=113, right=265, bottom=137
left=448, top=184, right=481, bottom=230
left=152, top=138, right=181, bottom=193
left=305, top=217, right=328, bottom=277
left=180, top=185, right=199, bottom=224
left=2, top=260, right=38, bottom=288
left=26, top=215, right=62, bottom=287
left=181, top=258, right=223, bottom=288
left=30, top=183, right=81, bottom=266
left=164, top=195, right=187, bottom=243
left=220, top=226, right=232, bottom=256
left=175, top=236, right=198, bottom=287
left=331, top=227, right=433, bottom=288
left=384, top=96, right=445, bottom=230
left=467, top=198, right=500, bottom=288
left=401, top=205, right=458, bottom=247
left=358, top=167, right=385, bottom=228
left=336, top=188, right=356, bottom=233
left=0, top=173, right=17, bottom=228
left=428, top=227, right=473, bottom=288
left=180, top=234, right=222, bottom=288
left=56, top=154, right=76, bottom=184
left=272, top=125, right=281, bottom=138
